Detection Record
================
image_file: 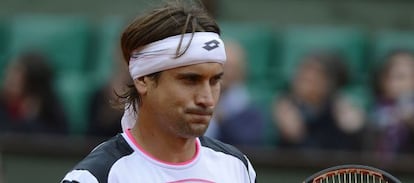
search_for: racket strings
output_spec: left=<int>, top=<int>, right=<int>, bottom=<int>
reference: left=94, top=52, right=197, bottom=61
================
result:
left=313, top=169, right=389, bottom=183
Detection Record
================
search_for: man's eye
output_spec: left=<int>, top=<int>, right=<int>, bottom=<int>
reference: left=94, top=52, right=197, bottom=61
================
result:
left=183, top=77, right=198, bottom=84
left=210, top=77, right=222, bottom=85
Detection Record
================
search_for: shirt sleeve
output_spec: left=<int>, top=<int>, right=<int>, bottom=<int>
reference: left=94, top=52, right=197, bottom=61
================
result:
left=61, top=169, right=99, bottom=183
left=245, top=155, right=257, bottom=183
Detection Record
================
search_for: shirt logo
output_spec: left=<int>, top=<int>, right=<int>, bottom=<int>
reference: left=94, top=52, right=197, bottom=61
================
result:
left=202, top=40, right=220, bottom=51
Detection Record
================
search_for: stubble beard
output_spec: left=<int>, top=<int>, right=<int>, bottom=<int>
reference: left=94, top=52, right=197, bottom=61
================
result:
left=175, top=119, right=210, bottom=138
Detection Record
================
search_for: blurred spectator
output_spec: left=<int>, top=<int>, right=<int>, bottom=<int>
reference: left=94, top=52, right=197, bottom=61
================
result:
left=371, top=50, right=414, bottom=157
left=272, top=52, right=365, bottom=150
left=206, top=40, right=266, bottom=146
left=0, top=51, right=68, bottom=134
left=86, top=57, right=130, bottom=137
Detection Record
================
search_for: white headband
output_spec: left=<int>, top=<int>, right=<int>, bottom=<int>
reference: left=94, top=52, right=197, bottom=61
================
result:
left=121, top=32, right=227, bottom=131
left=128, top=32, right=226, bottom=79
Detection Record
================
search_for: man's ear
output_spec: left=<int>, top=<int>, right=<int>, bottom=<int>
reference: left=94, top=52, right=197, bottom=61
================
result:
left=134, top=77, right=148, bottom=95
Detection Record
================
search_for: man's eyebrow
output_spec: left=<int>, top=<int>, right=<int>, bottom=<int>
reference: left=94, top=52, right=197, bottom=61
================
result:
left=212, top=72, right=224, bottom=78
left=175, top=72, right=224, bottom=80
left=175, top=72, right=203, bottom=79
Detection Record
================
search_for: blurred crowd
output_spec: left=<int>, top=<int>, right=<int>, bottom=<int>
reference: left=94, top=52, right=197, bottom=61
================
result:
left=0, top=49, right=130, bottom=137
left=1, top=36, right=414, bottom=160
left=1, top=19, right=414, bottom=164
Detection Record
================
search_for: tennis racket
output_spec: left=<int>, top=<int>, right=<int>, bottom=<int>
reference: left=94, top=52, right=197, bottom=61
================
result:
left=303, top=164, right=401, bottom=183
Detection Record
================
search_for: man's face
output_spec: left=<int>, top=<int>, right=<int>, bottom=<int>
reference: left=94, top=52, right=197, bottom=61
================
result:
left=3, top=63, right=25, bottom=99
left=142, top=62, right=224, bottom=138
left=293, top=60, right=330, bottom=103
left=384, top=54, right=414, bottom=100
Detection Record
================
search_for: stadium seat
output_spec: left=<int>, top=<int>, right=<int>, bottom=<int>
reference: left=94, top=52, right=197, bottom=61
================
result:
left=0, top=20, right=6, bottom=53
left=89, top=16, right=126, bottom=88
left=219, top=22, right=277, bottom=105
left=7, top=15, right=91, bottom=76
left=371, top=30, right=414, bottom=69
left=0, top=20, right=9, bottom=85
left=220, top=22, right=278, bottom=145
left=219, top=22, right=276, bottom=79
left=280, top=26, right=367, bottom=85
left=55, top=74, right=94, bottom=134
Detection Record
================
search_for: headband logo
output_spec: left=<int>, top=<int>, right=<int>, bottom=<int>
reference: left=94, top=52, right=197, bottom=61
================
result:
left=203, top=40, right=220, bottom=51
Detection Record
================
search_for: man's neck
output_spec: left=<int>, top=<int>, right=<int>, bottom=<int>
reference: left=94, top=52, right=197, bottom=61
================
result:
left=129, top=122, right=197, bottom=164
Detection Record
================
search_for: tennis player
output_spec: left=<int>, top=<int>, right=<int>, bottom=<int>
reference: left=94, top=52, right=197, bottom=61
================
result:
left=61, top=1, right=256, bottom=182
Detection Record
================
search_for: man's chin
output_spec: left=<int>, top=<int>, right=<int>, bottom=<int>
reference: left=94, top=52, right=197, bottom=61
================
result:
left=183, top=124, right=209, bottom=138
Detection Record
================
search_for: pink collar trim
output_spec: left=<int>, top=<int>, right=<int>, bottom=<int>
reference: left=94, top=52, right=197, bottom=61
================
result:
left=125, top=129, right=200, bottom=166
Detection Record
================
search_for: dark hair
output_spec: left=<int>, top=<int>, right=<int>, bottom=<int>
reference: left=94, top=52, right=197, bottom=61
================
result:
left=14, top=51, right=67, bottom=133
left=17, top=51, right=54, bottom=98
left=117, top=0, right=220, bottom=112
left=297, top=51, right=349, bottom=90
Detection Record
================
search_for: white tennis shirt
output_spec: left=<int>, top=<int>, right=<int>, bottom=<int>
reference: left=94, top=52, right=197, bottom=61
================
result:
left=61, top=130, right=256, bottom=183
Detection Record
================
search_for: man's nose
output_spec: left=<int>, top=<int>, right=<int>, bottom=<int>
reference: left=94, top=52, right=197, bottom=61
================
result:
left=195, top=83, right=215, bottom=108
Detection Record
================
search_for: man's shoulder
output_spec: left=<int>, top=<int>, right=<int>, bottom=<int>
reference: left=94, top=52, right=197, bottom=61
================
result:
left=67, top=134, right=134, bottom=183
left=198, top=136, right=249, bottom=168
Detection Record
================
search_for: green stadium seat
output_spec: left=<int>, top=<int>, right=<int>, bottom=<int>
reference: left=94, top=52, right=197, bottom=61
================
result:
left=0, top=20, right=6, bottom=54
left=89, top=16, right=126, bottom=88
left=280, top=26, right=367, bottom=85
left=220, top=22, right=278, bottom=146
left=0, top=20, right=9, bottom=85
left=8, top=15, right=91, bottom=76
left=220, top=23, right=276, bottom=80
left=55, top=74, right=94, bottom=134
left=219, top=22, right=277, bottom=105
left=371, top=30, right=414, bottom=69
